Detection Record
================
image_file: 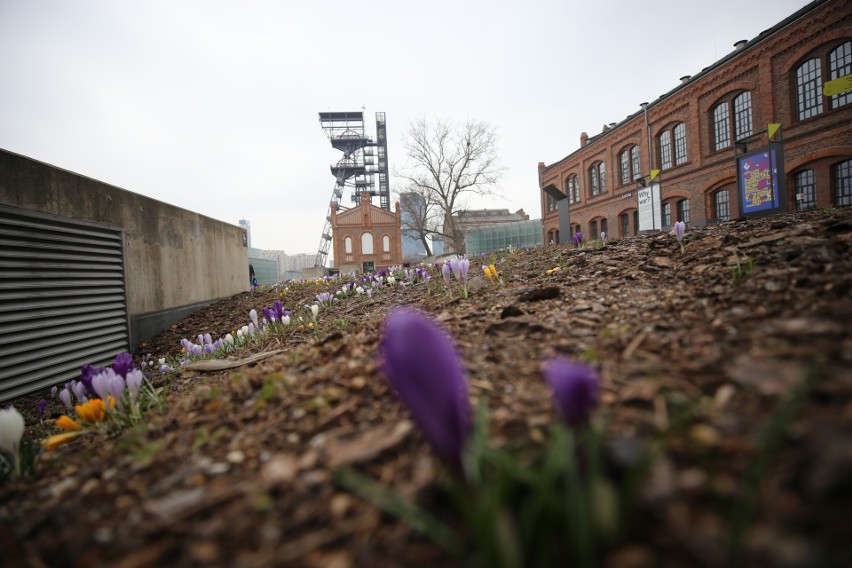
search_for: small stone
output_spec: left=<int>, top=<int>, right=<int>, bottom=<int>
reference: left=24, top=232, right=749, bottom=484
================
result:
left=330, top=493, right=353, bottom=518
left=714, top=384, right=736, bottom=409
left=689, top=424, right=721, bottom=446
left=205, top=462, right=230, bottom=475
left=260, top=454, right=297, bottom=486
left=226, top=450, right=245, bottom=464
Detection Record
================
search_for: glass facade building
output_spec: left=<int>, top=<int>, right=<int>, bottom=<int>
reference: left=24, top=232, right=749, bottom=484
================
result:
left=464, top=219, right=543, bottom=255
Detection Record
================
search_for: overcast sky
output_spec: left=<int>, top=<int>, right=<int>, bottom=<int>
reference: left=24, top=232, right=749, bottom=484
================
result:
left=1, top=0, right=810, bottom=256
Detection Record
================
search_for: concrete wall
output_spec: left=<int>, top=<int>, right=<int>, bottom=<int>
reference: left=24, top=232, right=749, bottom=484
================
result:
left=0, top=149, right=249, bottom=347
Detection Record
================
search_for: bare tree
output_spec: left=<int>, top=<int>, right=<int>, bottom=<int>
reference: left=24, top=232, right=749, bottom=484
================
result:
left=396, top=116, right=503, bottom=254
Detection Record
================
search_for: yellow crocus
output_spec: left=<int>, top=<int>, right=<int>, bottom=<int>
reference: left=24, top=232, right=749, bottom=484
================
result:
left=488, top=264, right=498, bottom=278
left=56, top=415, right=82, bottom=432
left=75, top=398, right=108, bottom=424
left=42, top=431, right=84, bottom=450
left=483, top=266, right=493, bottom=281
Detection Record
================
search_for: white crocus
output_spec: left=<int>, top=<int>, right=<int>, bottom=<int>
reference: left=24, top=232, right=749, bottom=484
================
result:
left=0, top=406, right=25, bottom=472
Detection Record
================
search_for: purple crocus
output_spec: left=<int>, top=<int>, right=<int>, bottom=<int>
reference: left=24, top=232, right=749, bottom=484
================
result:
left=541, top=357, right=601, bottom=428
left=249, top=309, right=259, bottom=328
left=79, top=364, right=101, bottom=397
left=449, top=258, right=470, bottom=284
left=674, top=221, right=686, bottom=253
left=37, top=399, right=48, bottom=419
left=273, top=301, right=285, bottom=321
left=112, top=352, right=134, bottom=378
left=441, top=263, right=452, bottom=286
left=59, top=388, right=73, bottom=411
left=379, top=308, right=472, bottom=470
left=572, top=232, right=584, bottom=247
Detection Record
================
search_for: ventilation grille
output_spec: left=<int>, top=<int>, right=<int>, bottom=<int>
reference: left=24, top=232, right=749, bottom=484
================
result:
left=0, top=205, right=129, bottom=402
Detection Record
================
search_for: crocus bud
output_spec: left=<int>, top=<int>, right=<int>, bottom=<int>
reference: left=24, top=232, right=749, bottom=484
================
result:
left=0, top=406, right=25, bottom=460
left=541, top=357, right=601, bottom=428
left=249, top=309, right=259, bottom=328
left=59, top=388, right=73, bottom=411
left=674, top=221, right=686, bottom=253
left=126, top=369, right=144, bottom=403
left=379, top=308, right=471, bottom=470
left=441, top=263, right=452, bottom=285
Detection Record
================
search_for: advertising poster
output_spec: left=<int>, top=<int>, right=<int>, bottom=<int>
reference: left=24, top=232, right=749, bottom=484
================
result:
left=637, top=183, right=662, bottom=231
left=737, top=144, right=786, bottom=217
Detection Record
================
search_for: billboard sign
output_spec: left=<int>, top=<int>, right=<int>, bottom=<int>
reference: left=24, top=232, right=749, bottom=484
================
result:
left=737, top=143, right=786, bottom=217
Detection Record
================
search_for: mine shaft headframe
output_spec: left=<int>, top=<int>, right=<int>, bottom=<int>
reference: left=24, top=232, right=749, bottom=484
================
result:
left=319, top=111, right=371, bottom=158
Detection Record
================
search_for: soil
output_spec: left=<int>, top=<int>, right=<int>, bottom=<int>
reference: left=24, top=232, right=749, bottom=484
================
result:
left=1, top=208, right=851, bottom=568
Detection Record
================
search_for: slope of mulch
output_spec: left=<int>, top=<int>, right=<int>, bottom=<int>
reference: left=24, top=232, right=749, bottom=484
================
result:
left=1, top=208, right=851, bottom=568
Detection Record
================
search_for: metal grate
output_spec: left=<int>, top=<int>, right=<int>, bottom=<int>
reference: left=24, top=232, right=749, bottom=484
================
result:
left=0, top=205, right=129, bottom=402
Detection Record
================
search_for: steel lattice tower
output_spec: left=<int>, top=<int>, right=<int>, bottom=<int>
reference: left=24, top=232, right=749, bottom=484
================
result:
left=314, top=111, right=389, bottom=268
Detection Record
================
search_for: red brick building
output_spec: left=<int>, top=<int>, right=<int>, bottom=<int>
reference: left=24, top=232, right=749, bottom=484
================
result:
left=539, top=0, right=852, bottom=243
left=330, top=193, right=403, bottom=273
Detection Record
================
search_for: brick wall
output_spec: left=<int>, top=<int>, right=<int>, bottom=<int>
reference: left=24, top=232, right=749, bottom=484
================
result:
left=539, top=0, right=852, bottom=242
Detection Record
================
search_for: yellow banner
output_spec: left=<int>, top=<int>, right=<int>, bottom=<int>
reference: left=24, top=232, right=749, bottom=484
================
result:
left=768, top=123, right=781, bottom=140
left=650, top=169, right=660, bottom=182
left=824, top=74, right=852, bottom=96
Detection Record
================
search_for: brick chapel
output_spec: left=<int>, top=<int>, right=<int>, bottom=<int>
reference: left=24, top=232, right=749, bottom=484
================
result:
left=330, top=193, right=403, bottom=273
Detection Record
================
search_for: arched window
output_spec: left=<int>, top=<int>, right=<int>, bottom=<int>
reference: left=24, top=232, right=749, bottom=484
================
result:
left=620, top=212, right=629, bottom=236
left=344, top=236, right=353, bottom=254
left=677, top=199, right=690, bottom=224
left=590, top=220, right=598, bottom=238
left=361, top=232, right=374, bottom=254
left=673, top=123, right=687, bottom=165
left=796, top=58, right=823, bottom=120
left=565, top=175, right=580, bottom=203
left=620, top=146, right=640, bottom=184
left=713, top=102, right=731, bottom=150
left=733, top=91, right=753, bottom=141
left=829, top=42, right=851, bottom=109
left=600, top=218, right=608, bottom=238
left=712, top=91, right=752, bottom=151
left=631, top=146, right=641, bottom=178
left=713, top=190, right=730, bottom=221
left=382, top=234, right=390, bottom=252
left=794, top=170, right=816, bottom=212
left=589, top=161, right=606, bottom=196
left=658, top=123, right=688, bottom=171
left=835, top=159, right=852, bottom=206
left=659, top=130, right=672, bottom=170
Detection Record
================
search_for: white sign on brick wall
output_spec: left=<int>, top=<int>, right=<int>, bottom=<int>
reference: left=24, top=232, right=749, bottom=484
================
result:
left=637, top=183, right=662, bottom=231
